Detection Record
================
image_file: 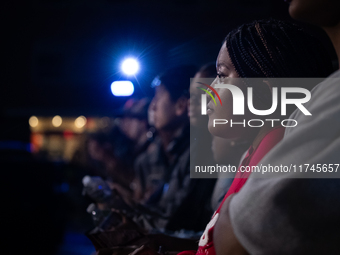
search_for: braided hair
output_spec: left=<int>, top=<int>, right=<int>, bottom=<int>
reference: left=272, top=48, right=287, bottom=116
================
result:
left=224, top=19, right=333, bottom=110
left=225, top=19, right=333, bottom=78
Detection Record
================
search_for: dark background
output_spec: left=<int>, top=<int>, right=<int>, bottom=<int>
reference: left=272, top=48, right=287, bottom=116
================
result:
left=4, top=0, right=334, bottom=118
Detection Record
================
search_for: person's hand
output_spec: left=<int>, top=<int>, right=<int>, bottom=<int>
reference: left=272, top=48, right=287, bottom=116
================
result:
left=128, top=245, right=160, bottom=255
left=104, top=208, right=146, bottom=234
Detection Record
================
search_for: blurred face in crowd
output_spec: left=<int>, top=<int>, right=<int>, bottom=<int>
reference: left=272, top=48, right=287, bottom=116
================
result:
left=207, top=44, right=257, bottom=140
left=87, top=139, right=105, bottom=161
left=151, top=84, right=187, bottom=131
left=148, top=103, right=155, bottom=126
left=189, top=72, right=209, bottom=127
left=288, top=0, right=340, bottom=27
left=121, top=117, right=147, bottom=141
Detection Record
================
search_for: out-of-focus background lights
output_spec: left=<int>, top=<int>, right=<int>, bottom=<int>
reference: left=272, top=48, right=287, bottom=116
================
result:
left=52, top=115, right=62, bottom=127
left=29, top=116, right=39, bottom=128
left=111, top=80, right=134, bottom=96
left=74, top=116, right=87, bottom=128
left=121, top=58, right=139, bottom=75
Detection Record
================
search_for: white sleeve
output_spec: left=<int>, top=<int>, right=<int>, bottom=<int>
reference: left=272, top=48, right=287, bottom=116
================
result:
left=228, top=73, right=340, bottom=254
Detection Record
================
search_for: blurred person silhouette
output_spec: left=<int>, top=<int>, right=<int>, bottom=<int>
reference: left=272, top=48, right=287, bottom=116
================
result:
left=131, top=65, right=216, bottom=233
left=130, top=98, right=160, bottom=202
left=83, top=126, right=136, bottom=214
left=188, top=63, right=216, bottom=127
left=188, top=63, right=216, bottom=170
left=118, top=98, right=153, bottom=157
left=85, top=66, right=208, bottom=254
left=133, top=66, right=196, bottom=205
left=71, top=132, right=107, bottom=178
left=70, top=132, right=115, bottom=228
left=210, top=136, right=249, bottom=211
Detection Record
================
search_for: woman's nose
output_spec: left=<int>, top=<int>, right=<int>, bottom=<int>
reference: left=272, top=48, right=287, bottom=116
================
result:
left=205, top=77, right=218, bottom=100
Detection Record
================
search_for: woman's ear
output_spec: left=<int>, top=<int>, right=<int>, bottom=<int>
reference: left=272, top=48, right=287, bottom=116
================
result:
left=175, top=96, right=189, bottom=116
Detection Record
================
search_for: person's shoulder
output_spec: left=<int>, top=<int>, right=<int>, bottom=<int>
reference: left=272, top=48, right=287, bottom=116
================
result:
left=328, top=69, right=340, bottom=78
left=135, top=139, right=161, bottom=162
left=287, top=70, right=340, bottom=133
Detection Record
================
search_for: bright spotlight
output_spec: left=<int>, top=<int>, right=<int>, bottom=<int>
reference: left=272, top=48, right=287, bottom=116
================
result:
left=52, top=115, right=62, bottom=127
left=121, top=58, right=139, bottom=75
left=111, top=81, right=134, bottom=96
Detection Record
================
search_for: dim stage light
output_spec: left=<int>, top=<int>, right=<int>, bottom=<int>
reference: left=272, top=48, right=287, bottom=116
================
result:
left=75, top=116, right=87, bottom=128
left=121, top=58, right=139, bottom=75
left=111, top=80, right=134, bottom=96
left=29, top=116, right=39, bottom=128
left=52, top=115, right=62, bottom=127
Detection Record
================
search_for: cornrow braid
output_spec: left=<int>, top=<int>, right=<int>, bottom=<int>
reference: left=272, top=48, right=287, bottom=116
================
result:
left=225, top=19, right=334, bottom=109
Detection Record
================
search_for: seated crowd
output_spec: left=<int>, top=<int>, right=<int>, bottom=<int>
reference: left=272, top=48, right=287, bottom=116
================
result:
left=80, top=6, right=340, bottom=255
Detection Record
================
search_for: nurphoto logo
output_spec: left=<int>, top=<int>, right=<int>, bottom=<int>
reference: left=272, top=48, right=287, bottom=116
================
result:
left=198, top=79, right=312, bottom=128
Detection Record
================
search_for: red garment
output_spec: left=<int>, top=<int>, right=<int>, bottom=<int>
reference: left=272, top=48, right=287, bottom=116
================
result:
left=178, top=126, right=285, bottom=255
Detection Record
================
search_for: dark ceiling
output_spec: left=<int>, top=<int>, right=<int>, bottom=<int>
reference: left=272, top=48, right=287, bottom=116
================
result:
left=3, top=0, right=333, bottom=117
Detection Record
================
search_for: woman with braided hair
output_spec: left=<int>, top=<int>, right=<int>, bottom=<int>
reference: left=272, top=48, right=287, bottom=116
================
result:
left=125, top=19, right=333, bottom=255
left=177, top=19, right=333, bottom=255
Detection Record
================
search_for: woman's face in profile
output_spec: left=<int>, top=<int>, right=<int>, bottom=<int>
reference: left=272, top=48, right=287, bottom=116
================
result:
left=207, top=44, right=256, bottom=140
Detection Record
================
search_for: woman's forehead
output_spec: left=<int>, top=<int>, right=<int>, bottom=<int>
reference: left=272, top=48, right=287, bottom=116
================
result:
left=217, top=44, right=232, bottom=68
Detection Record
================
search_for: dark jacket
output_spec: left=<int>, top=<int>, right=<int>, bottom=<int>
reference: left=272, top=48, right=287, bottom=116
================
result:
left=134, top=125, right=216, bottom=232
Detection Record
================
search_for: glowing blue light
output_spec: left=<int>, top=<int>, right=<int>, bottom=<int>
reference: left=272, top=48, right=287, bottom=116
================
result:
left=111, top=80, right=134, bottom=96
left=60, top=183, right=69, bottom=193
left=121, top=58, right=139, bottom=75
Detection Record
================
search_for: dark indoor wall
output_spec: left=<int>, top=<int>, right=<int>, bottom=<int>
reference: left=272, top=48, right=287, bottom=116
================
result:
left=3, top=0, right=334, bottom=117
